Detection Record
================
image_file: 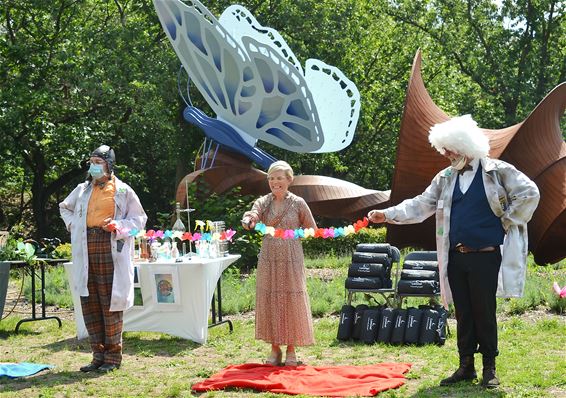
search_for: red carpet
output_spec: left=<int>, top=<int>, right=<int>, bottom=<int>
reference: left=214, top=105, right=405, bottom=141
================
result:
left=192, top=362, right=412, bottom=396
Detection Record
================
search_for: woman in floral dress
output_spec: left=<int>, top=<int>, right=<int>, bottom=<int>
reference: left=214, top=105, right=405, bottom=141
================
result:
left=242, top=161, right=317, bottom=366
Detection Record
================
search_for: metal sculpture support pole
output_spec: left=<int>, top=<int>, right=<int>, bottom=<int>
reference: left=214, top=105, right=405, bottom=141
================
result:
left=185, top=179, right=193, bottom=258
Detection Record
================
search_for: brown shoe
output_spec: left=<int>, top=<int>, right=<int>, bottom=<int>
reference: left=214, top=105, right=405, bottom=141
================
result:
left=440, top=356, right=477, bottom=386
left=481, top=357, right=500, bottom=388
left=79, top=362, right=102, bottom=372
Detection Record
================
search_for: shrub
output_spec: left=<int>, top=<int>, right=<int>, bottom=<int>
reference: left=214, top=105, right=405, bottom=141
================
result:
left=302, top=227, right=386, bottom=258
left=229, top=231, right=262, bottom=273
left=549, top=296, right=566, bottom=314
left=184, top=183, right=260, bottom=272
left=0, top=237, right=18, bottom=261
left=305, top=255, right=351, bottom=269
left=499, top=258, right=566, bottom=314
left=308, top=276, right=347, bottom=317
left=52, top=243, right=72, bottom=259
left=220, top=267, right=256, bottom=314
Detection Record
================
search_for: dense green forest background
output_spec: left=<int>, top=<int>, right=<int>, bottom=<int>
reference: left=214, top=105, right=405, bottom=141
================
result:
left=1, top=0, right=564, bottom=241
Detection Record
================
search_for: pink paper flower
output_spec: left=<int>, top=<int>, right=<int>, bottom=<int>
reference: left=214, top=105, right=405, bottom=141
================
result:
left=553, top=282, right=566, bottom=298
left=222, top=229, right=236, bottom=241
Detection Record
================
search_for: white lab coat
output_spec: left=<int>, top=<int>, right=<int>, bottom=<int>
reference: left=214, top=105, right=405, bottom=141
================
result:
left=383, top=157, right=540, bottom=307
left=59, top=176, right=147, bottom=311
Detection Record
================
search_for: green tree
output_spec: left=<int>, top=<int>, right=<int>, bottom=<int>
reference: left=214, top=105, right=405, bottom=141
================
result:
left=381, top=0, right=565, bottom=126
left=0, top=0, right=195, bottom=237
left=1, top=0, right=563, bottom=240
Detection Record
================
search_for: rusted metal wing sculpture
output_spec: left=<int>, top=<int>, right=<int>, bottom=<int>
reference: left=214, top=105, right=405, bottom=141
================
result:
left=387, top=50, right=566, bottom=265
left=175, top=149, right=389, bottom=220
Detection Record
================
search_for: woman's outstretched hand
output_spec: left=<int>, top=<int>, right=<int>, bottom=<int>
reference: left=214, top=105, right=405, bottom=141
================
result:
left=241, top=216, right=256, bottom=230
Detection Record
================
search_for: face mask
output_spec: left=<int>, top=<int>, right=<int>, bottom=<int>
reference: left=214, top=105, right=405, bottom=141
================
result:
left=451, top=155, right=468, bottom=170
left=89, top=163, right=106, bottom=180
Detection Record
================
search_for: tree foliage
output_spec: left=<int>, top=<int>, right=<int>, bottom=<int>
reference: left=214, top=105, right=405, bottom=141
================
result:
left=0, top=0, right=563, bottom=240
left=1, top=0, right=191, bottom=238
left=383, top=0, right=565, bottom=126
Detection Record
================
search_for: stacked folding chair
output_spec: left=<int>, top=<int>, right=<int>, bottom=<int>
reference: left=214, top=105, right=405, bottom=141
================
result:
left=337, top=249, right=448, bottom=345
left=396, top=251, right=440, bottom=297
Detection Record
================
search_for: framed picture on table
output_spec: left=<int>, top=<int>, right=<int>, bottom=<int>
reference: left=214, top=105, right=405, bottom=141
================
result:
left=151, top=266, right=181, bottom=308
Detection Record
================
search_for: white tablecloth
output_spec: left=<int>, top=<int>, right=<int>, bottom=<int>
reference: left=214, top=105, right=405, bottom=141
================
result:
left=64, top=254, right=240, bottom=343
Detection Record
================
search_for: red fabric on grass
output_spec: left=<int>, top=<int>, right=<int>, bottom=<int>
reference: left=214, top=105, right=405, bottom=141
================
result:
left=192, top=362, right=412, bottom=396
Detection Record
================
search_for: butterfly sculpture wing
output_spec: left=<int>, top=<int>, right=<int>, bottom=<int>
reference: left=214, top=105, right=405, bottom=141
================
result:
left=305, top=59, right=361, bottom=152
left=241, top=36, right=323, bottom=151
left=220, top=4, right=360, bottom=152
left=219, top=5, right=304, bottom=75
left=154, top=0, right=259, bottom=148
left=154, top=0, right=360, bottom=154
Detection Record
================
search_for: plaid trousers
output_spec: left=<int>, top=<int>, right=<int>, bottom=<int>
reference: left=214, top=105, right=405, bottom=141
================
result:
left=80, top=228, right=124, bottom=366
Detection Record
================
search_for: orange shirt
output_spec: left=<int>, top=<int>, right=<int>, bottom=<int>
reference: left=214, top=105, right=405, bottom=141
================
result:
left=86, top=176, right=116, bottom=227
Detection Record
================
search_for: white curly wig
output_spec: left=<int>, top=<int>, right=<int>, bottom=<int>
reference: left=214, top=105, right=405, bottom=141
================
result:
left=428, top=115, right=490, bottom=159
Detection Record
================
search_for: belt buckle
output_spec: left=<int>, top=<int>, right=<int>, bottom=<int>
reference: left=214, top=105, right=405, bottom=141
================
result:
left=456, top=245, right=466, bottom=253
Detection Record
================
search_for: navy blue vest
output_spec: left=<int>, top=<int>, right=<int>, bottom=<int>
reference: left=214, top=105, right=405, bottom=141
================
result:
left=450, top=166, right=505, bottom=249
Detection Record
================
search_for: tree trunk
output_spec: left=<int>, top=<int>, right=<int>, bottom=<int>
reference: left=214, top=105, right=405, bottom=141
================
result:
left=31, top=149, right=48, bottom=239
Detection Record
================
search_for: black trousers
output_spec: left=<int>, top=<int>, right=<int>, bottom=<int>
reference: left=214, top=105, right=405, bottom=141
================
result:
left=448, top=250, right=502, bottom=358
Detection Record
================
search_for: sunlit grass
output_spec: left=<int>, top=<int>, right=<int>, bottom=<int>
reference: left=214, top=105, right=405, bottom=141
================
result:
left=3, top=253, right=564, bottom=396
left=1, top=314, right=564, bottom=397
left=15, top=255, right=566, bottom=317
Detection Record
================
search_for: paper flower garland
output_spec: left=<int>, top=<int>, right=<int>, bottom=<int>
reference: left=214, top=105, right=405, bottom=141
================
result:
left=108, top=217, right=368, bottom=243
left=111, top=223, right=237, bottom=243
left=253, top=217, right=369, bottom=239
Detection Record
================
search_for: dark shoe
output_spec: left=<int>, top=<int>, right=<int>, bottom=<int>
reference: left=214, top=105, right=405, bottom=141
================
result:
left=97, top=363, right=120, bottom=373
left=440, top=356, right=477, bottom=386
left=80, top=363, right=102, bottom=372
left=481, top=357, right=500, bottom=388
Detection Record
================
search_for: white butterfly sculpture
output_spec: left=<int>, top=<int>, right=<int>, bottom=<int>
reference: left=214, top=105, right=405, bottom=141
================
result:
left=153, top=0, right=361, bottom=168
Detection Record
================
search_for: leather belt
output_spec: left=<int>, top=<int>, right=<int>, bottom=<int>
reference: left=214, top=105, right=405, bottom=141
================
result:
left=454, top=244, right=496, bottom=254
left=87, top=227, right=107, bottom=234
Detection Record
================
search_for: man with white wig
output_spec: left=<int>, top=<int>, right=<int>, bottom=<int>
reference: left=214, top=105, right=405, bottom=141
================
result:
left=368, top=115, right=540, bottom=388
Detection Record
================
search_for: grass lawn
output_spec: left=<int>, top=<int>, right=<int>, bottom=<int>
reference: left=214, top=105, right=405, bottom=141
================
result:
left=1, top=310, right=565, bottom=397
left=2, top=255, right=565, bottom=396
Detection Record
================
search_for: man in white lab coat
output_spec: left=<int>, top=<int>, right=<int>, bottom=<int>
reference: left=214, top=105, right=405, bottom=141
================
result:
left=60, top=145, right=147, bottom=372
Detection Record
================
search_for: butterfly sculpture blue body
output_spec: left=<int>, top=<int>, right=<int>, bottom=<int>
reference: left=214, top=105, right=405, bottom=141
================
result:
left=154, top=0, right=361, bottom=169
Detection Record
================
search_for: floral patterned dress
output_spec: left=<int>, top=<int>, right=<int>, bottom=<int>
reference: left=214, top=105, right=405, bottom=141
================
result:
left=244, top=192, right=316, bottom=346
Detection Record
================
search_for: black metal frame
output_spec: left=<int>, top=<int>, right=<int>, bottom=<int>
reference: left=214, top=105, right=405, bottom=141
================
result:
left=10, top=259, right=67, bottom=332
left=346, top=288, right=398, bottom=307
left=208, top=277, right=233, bottom=332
